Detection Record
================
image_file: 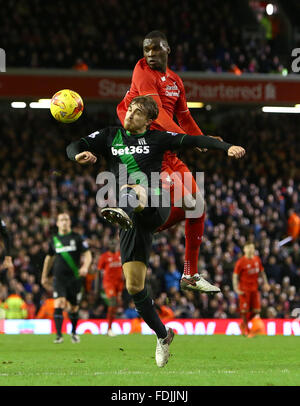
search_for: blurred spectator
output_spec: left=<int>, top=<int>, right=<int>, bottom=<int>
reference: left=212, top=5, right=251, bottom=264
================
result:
left=155, top=293, right=174, bottom=321
left=25, top=292, right=36, bottom=319
left=73, top=58, right=89, bottom=71
left=3, top=289, right=27, bottom=319
left=124, top=300, right=139, bottom=319
left=164, top=263, right=181, bottom=293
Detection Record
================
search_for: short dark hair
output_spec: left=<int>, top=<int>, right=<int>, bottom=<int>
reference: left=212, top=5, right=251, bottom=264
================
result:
left=144, top=30, right=167, bottom=42
left=130, top=96, right=159, bottom=121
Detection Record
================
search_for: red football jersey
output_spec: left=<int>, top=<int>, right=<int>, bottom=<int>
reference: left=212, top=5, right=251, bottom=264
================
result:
left=233, top=256, right=264, bottom=292
left=117, top=58, right=203, bottom=162
left=122, top=58, right=188, bottom=129
left=97, top=251, right=123, bottom=285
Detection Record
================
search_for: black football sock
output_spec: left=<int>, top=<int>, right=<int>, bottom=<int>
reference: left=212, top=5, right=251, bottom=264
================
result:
left=69, top=312, right=79, bottom=335
left=132, top=288, right=167, bottom=339
left=54, top=308, right=63, bottom=337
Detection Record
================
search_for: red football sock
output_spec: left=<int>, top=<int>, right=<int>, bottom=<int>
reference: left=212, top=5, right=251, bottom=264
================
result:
left=107, top=306, right=116, bottom=329
left=184, top=213, right=205, bottom=277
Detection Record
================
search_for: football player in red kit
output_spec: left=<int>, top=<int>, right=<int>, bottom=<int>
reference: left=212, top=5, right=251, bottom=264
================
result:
left=97, top=239, right=124, bottom=337
left=117, top=30, right=220, bottom=294
left=233, top=242, right=270, bottom=337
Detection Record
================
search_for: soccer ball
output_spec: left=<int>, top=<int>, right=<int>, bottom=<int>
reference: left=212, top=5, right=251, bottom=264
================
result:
left=50, top=89, right=84, bottom=123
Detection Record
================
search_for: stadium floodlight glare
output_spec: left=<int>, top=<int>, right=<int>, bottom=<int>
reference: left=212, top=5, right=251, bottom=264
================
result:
left=187, top=102, right=204, bottom=108
left=11, top=102, right=26, bottom=108
left=38, top=98, right=51, bottom=104
left=30, top=100, right=51, bottom=109
left=262, top=106, right=300, bottom=113
left=266, top=4, right=274, bottom=15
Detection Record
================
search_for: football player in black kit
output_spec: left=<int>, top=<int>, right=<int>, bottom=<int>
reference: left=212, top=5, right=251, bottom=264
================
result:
left=41, top=213, right=92, bottom=343
left=67, top=95, right=245, bottom=366
left=0, top=217, right=14, bottom=272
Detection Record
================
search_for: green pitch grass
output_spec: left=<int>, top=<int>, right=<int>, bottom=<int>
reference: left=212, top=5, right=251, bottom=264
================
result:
left=0, top=334, right=299, bottom=386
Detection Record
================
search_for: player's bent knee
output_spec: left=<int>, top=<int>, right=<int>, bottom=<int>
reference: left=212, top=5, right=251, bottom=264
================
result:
left=120, top=184, right=147, bottom=212
left=181, top=194, right=196, bottom=211
left=55, top=297, right=66, bottom=308
left=126, top=282, right=145, bottom=295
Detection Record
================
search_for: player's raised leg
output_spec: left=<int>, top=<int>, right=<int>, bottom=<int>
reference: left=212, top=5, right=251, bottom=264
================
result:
left=158, top=165, right=220, bottom=294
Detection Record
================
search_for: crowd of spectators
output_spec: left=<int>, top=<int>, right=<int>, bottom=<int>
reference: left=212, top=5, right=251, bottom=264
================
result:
left=1, top=0, right=287, bottom=74
left=0, top=106, right=299, bottom=321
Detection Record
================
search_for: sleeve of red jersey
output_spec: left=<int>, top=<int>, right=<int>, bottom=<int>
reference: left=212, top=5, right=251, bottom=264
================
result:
left=233, top=258, right=242, bottom=274
left=97, top=254, right=105, bottom=270
left=117, top=98, right=127, bottom=126
left=133, top=64, right=186, bottom=134
left=175, top=79, right=203, bottom=136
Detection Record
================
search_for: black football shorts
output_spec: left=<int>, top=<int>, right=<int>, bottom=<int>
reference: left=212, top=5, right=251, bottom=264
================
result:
left=53, top=276, right=83, bottom=306
left=119, top=205, right=170, bottom=266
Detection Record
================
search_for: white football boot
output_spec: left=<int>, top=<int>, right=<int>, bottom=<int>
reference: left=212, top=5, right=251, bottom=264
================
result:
left=155, top=327, right=175, bottom=368
left=71, top=334, right=80, bottom=343
left=180, top=273, right=220, bottom=293
left=107, top=329, right=117, bottom=337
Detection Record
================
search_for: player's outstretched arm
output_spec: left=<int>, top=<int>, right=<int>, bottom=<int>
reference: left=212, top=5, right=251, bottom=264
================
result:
left=261, top=271, right=271, bottom=291
left=41, top=255, right=55, bottom=291
left=232, top=273, right=244, bottom=295
left=66, top=140, right=97, bottom=165
left=178, top=134, right=246, bottom=158
left=79, top=250, right=92, bottom=277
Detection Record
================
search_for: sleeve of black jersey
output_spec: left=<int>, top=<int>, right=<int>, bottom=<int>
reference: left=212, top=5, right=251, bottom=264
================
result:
left=158, top=132, right=233, bottom=153
left=0, top=218, right=11, bottom=256
left=78, top=235, right=89, bottom=253
left=66, top=128, right=109, bottom=161
left=47, top=239, right=56, bottom=257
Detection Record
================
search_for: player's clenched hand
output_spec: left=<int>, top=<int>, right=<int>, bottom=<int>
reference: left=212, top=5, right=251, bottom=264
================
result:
left=79, top=266, right=88, bottom=277
left=3, top=256, right=14, bottom=271
left=75, top=151, right=97, bottom=165
left=41, top=277, right=52, bottom=291
left=236, top=289, right=244, bottom=295
left=227, top=146, right=245, bottom=159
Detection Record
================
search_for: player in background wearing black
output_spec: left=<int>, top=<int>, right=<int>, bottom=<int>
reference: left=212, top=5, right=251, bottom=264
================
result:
left=66, top=96, right=245, bottom=367
left=41, top=213, right=92, bottom=343
left=0, top=217, right=14, bottom=272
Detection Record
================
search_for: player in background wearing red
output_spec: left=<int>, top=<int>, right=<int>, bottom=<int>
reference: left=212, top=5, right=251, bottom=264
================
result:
left=117, top=31, right=220, bottom=294
left=233, top=242, right=270, bottom=337
left=97, top=239, right=124, bottom=337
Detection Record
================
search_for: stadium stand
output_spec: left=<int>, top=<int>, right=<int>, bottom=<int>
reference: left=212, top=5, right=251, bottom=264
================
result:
left=0, top=0, right=287, bottom=73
